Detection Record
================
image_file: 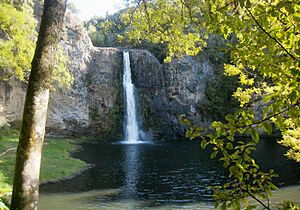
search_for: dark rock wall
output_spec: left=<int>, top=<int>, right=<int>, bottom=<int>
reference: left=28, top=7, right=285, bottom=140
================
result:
left=46, top=46, right=123, bottom=137
left=129, top=50, right=215, bottom=140
left=87, top=48, right=122, bottom=138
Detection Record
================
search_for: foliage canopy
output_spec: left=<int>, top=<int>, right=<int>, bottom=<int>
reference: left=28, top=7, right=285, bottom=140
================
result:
left=0, top=1, right=73, bottom=87
left=0, top=2, right=36, bottom=80
left=84, top=10, right=168, bottom=62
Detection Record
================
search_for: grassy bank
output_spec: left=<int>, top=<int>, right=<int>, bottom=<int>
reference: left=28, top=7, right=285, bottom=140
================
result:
left=0, top=129, right=87, bottom=195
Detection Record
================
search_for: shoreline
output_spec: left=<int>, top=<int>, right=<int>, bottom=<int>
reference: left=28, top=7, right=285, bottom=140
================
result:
left=40, top=163, right=95, bottom=185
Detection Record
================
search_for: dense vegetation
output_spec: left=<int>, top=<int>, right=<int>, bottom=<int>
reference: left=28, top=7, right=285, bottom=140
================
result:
left=84, top=10, right=168, bottom=62
left=0, top=1, right=36, bottom=81
left=0, top=0, right=73, bottom=87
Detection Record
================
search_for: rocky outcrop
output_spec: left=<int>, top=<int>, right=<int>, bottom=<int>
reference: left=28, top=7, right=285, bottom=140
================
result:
left=130, top=50, right=214, bottom=139
left=46, top=8, right=93, bottom=136
left=86, top=48, right=122, bottom=137
left=0, top=79, right=27, bottom=128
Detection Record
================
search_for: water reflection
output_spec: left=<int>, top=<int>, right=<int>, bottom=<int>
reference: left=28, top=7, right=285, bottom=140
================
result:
left=121, top=145, right=140, bottom=199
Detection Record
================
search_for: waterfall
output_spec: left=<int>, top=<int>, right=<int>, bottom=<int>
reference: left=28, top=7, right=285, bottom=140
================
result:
left=123, top=51, right=140, bottom=143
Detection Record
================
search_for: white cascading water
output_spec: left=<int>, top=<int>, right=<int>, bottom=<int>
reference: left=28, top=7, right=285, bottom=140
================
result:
left=123, top=51, right=139, bottom=143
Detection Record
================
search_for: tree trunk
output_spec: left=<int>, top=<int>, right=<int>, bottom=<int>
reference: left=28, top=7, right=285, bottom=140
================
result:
left=10, top=0, right=67, bottom=209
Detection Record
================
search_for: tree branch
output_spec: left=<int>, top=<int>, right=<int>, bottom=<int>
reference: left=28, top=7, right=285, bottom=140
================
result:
left=131, top=0, right=142, bottom=15
left=241, top=100, right=300, bottom=129
left=245, top=7, right=299, bottom=62
left=127, top=0, right=142, bottom=26
left=0, top=148, right=17, bottom=158
left=241, top=171, right=271, bottom=210
left=180, top=0, right=201, bottom=25
left=142, top=0, right=152, bottom=31
left=244, top=189, right=271, bottom=210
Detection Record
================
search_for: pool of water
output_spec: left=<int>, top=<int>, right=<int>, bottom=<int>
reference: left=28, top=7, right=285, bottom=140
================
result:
left=39, top=140, right=300, bottom=209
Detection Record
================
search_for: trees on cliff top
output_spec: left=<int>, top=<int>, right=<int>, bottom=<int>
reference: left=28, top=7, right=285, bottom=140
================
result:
left=124, top=0, right=300, bottom=208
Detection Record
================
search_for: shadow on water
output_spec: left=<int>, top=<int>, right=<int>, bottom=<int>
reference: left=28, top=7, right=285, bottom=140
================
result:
left=254, top=137, right=300, bottom=186
left=39, top=139, right=300, bottom=209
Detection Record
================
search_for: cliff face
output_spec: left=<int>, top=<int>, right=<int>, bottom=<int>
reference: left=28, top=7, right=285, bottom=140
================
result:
left=45, top=11, right=123, bottom=137
left=130, top=50, right=214, bottom=139
left=0, top=79, right=27, bottom=128
left=46, top=8, right=93, bottom=136
left=86, top=48, right=122, bottom=137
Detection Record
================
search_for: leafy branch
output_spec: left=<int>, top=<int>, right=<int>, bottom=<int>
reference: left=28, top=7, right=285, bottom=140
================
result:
left=240, top=100, right=300, bottom=129
left=244, top=188, right=270, bottom=210
left=245, top=6, right=300, bottom=62
left=142, top=0, right=152, bottom=31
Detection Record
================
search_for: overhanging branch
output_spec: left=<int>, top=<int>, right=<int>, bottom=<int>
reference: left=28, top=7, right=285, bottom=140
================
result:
left=245, top=6, right=300, bottom=62
left=241, top=100, right=300, bottom=129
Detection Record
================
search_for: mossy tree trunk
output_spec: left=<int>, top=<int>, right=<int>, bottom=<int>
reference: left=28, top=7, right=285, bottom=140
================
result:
left=10, top=0, right=67, bottom=209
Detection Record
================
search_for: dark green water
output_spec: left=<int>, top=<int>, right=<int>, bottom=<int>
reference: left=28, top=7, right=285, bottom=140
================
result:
left=39, top=140, right=300, bottom=209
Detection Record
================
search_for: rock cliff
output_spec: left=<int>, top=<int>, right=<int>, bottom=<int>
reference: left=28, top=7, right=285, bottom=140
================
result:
left=46, top=8, right=93, bottom=136
left=46, top=10, right=123, bottom=137
left=0, top=79, right=27, bottom=128
left=130, top=50, right=215, bottom=139
left=86, top=48, right=122, bottom=137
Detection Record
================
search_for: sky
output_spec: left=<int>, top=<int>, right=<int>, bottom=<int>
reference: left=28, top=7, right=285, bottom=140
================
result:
left=68, top=0, right=126, bottom=21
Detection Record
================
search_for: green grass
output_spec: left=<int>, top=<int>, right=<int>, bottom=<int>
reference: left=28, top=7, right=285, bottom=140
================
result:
left=40, top=138, right=86, bottom=183
left=0, top=130, right=19, bottom=194
left=0, top=130, right=86, bottom=195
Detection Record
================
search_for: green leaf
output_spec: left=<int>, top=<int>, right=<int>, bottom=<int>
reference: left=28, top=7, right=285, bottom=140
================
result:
left=223, top=161, right=230, bottom=168
left=200, top=139, right=207, bottom=149
left=288, top=90, right=297, bottom=103
left=225, top=114, right=235, bottom=123
left=185, top=129, right=191, bottom=138
left=245, top=0, right=251, bottom=8
left=179, top=115, right=191, bottom=126
left=210, top=151, right=218, bottom=159
left=226, top=142, right=233, bottom=150
left=261, top=122, right=273, bottom=135
left=250, top=128, right=259, bottom=143
left=229, top=166, right=238, bottom=177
